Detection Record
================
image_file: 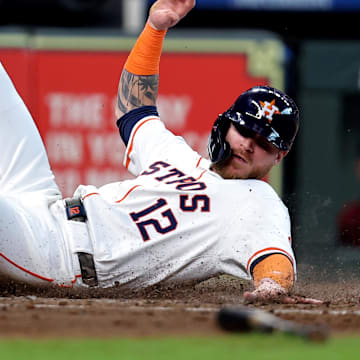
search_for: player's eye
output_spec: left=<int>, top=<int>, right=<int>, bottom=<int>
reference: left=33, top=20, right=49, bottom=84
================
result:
left=233, top=123, right=274, bottom=152
left=255, top=136, right=274, bottom=152
left=233, top=124, right=256, bottom=139
left=256, top=137, right=271, bottom=150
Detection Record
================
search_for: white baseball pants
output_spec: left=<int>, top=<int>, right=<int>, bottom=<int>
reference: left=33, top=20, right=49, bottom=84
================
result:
left=0, top=62, right=82, bottom=287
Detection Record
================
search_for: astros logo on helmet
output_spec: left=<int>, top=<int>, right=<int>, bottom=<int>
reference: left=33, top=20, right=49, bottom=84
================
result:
left=259, top=100, right=280, bottom=123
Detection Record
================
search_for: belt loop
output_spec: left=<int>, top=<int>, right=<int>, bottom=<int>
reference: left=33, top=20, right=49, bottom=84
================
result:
left=78, top=252, right=98, bottom=287
left=65, top=197, right=97, bottom=286
left=65, top=197, right=87, bottom=222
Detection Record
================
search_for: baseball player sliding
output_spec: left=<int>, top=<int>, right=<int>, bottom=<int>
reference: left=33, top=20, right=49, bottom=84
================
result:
left=0, top=0, right=321, bottom=304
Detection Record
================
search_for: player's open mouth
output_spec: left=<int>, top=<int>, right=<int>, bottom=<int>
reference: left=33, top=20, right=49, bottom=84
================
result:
left=232, top=154, right=248, bottom=164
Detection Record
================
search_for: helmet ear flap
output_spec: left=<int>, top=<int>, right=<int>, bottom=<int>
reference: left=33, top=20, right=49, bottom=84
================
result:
left=208, top=114, right=232, bottom=164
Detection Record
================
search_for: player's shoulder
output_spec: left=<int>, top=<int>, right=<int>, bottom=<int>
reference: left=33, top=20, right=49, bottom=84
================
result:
left=216, top=179, right=287, bottom=211
left=243, top=179, right=281, bottom=199
left=216, top=178, right=280, bottom=199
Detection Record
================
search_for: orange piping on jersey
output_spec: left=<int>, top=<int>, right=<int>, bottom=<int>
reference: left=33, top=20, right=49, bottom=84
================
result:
left=196, top=157, right=203, bottom=168
left=125, top=117, right=159, bottom=169
left=115, top=185, right=142, bottom=203
left=0, top=252, right=54, bottom=282
left=195, top=170, right=207, bottom=181
left=246, top=247, right=294, bottom=273
left=82, top=192, right=100, bottom=201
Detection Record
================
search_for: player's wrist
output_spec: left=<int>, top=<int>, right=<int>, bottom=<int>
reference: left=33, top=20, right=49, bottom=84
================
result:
left=252, top=254, right=295, bottom=291
left=148, top=19, right=161, bottom=31
left=256, top=278, right=287, bottom=295
left=124, top=21, right=167, bottom=76
left=147, top=20, right=168, bottom=34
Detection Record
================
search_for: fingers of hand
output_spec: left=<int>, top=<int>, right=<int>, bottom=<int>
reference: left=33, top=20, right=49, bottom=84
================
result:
left=149, top=0, right=195, bottom=29
left=243, top=290, right=286, bottom=304
left=291, top=296, right=324, bottom=305
left=243, top=291, right=257, bottom=302
left=244, top=291, right=324, bottom=305
left=149, top=9, right=180, bottom=30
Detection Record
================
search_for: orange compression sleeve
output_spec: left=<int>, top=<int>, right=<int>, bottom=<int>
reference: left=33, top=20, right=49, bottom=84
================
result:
left=252, top=254, right=294, bottom=291
left=124, top=22, right=167, bottom=75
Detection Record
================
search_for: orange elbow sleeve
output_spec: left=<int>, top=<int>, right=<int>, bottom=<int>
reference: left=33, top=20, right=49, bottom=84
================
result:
left=252, top=254, right=294, bottom=291
left=124, top=22, right=167, bottom=75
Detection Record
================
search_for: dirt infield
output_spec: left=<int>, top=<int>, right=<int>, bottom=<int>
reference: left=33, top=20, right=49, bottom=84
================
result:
left=0, top=276, right=360, bottom=338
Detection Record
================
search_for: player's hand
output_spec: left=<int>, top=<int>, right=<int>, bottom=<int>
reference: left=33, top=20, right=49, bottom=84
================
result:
left=243, top=278, right=324, bottom=304
left=148, top=0, right=196, bottom=30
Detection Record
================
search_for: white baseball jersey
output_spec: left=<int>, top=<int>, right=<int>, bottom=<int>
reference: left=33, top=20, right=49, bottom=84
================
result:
left=0, top=62, right=296, bottom=289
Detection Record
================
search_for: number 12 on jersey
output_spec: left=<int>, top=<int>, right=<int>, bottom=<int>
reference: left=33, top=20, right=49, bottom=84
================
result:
left=129, top=195, right=210, bottom=241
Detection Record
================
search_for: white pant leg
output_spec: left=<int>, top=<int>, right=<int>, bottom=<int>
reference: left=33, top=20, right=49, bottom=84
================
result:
left=0, top=62, right=77, bottom=286
left=0, top=194, right=79, bottom=286
left=0, top=62, right=60, bottom=199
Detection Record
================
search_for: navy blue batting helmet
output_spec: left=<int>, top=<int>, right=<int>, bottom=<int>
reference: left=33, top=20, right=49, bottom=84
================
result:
left=208, top=86, right=299, bottom=164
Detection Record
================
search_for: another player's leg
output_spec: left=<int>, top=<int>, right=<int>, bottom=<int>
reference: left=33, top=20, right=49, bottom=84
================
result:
left=0, top=63, right=74, bottom=286
left=0, top=62, right=60, bottom=198
left=0, top=195, right=80, bottom=287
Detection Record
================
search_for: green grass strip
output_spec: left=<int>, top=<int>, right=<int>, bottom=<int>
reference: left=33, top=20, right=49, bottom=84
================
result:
left=0, top=334, right=358, bottom=360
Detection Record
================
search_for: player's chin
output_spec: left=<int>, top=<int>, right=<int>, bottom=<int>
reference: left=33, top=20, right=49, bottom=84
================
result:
left=213, top=159, right=252, bottom=179
left=223, top=166, right=252, bottom=180
left=229, top=162, right=255, bottom=179
left=231, top=162, right=270, bottom=180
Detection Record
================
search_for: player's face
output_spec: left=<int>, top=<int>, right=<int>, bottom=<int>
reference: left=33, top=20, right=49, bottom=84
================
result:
left=212, top=124, right=287, bottom=180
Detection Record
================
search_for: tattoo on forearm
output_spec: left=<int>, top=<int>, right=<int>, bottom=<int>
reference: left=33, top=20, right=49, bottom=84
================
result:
left=117, top=70, right=159, bottom=115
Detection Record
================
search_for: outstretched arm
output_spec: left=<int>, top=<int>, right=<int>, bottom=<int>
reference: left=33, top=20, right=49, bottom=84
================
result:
left=244, top=254, right=323, bottom=304
left=116, top=0, right=195, bottom=119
